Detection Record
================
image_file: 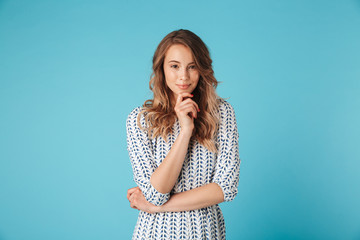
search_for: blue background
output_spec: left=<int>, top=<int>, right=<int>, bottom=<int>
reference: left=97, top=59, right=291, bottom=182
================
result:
left=1, top=0, right=359, bottom=239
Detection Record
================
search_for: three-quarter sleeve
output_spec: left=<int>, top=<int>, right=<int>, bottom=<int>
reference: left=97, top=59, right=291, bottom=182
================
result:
left=126, top=107, right=170, bottom=206
left=212, top=101, right=241, bottom=202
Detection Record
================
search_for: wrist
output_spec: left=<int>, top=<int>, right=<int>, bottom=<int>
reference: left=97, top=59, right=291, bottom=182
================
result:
left=180, top=126, right=194, bottom=137
left=151, top=205, right=163, bottom=213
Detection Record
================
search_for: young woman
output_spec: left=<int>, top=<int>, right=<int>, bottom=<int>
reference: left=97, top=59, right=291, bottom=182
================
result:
left=126, top=29, right=240, bottom=239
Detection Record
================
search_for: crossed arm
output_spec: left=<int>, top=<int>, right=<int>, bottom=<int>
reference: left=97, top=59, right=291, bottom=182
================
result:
left=126, top=96, right=239, bottom=213
left=127, top=182, right=224, bottom=214
left=127, top=94, right=224, bottom=213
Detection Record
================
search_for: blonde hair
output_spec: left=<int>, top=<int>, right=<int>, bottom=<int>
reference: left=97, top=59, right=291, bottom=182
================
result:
left=138, top=29, right=220, bottom=152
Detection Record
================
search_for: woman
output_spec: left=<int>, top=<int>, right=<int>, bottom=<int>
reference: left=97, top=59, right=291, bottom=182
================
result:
left=126, top=29, right=240, bottom=239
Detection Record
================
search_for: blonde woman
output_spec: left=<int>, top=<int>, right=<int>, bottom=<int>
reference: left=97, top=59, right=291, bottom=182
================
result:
left=126, top=29, right=240, bottom=239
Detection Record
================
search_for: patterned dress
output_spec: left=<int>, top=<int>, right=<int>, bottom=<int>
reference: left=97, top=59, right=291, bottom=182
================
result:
left=126, top=99, right=240, bottom=240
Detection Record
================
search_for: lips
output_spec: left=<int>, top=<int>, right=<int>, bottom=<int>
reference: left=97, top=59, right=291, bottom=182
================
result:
left=176, top=84, right=190, bottom=90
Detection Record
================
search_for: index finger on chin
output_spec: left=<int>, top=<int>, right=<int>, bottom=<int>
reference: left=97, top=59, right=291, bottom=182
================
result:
left=176, top=94, right=183, bottom=106
left=179, top=92, right=193, bottom=98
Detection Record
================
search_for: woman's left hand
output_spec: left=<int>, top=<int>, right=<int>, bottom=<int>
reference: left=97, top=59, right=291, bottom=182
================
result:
left=127, top=186, right=157, bottom=214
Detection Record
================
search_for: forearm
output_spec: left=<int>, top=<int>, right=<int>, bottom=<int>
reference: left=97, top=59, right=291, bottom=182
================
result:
left=150, top=129, right=192, bottom=194
left=153, top=183, right=224, bottom=213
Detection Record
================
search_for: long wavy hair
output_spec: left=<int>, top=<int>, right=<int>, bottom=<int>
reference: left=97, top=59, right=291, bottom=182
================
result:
left=138, top=29, right=220, bottom=152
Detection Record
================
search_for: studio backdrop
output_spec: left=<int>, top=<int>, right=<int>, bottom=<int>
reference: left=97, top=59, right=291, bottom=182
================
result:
left=0, top=0, right=359, bottom=239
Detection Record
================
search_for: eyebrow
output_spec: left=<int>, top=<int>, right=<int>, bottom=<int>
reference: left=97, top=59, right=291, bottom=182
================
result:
left=168, top=60, right=195, bottom=65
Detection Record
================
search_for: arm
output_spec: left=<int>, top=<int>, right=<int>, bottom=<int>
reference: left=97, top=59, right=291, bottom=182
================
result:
left=127, top=183, right=224, bottom=213
left=212, top=101, right=241, bottom=202
left=149, top=129, right=192, bottom=194
left=149, top=93, right=199, bottom=194
left=127, top=93, right=199, bottom=205
left=127, top=107, right=170, bottom=206
left=155, top=183, right=224, bottom=212
left=128, top=101, right=240, bottom=212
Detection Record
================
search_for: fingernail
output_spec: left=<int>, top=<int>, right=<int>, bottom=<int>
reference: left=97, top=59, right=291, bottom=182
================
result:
left=191, top=94, right=194, bottom=97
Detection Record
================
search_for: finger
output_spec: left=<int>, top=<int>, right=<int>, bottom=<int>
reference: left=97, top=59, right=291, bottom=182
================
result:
left=128, top=193, right=134, bottom=202
left=176, top=98, right=199, bottom=112
left=129, top=188, right=142, bottom=202
left=182, top=105, right=197, bottom=119
left=127, top=188, right=136, bottom=200
left=190, top=105, right=197, bottom=119
left=177, top=103, right=198, bottom=119
left=176, top=92, right=195, bottom=106
left=127, top=187, right=139, bottom=200
left=130, top=202, right=139, bottom=210
left=176, top=94, right=184, bottom=107
left=178, top=92, right=193, bottom=99
left=127, top=186, right=138, bottom=194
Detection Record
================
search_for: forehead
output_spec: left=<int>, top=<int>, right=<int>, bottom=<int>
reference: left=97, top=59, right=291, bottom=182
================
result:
left=164, top=44, right=194, bottom=62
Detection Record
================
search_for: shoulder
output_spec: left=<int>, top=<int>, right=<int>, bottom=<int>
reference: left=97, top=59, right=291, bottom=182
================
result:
left=217, top=99, right=239, bottom=138
left=217, top=98, right=236, bottom=118
left=126, top=106, right=151, bottom=131
left=126, top=106, right=145, bottom=127
left=127, top=106, right=143, bottom=120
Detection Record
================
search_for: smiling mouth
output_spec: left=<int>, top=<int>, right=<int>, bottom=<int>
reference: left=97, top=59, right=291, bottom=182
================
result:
left=176, top=84, right=190, bottom=90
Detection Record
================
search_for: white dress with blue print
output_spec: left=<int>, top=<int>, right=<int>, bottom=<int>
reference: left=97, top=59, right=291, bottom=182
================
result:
left=126, top=99, right=240, bottom=240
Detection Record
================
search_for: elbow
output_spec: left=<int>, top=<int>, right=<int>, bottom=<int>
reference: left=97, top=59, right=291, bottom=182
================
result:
left=223, top=188, right=238, bottom=202
left=214, top=181, right=238, bottom=202
left=145, top=194, right=169, bottom=206
left=142, top=183, right=170, bottom=206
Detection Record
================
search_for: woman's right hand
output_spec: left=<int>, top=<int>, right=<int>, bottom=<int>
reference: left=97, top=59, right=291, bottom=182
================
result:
left=174, top=93, right=200, bottom=133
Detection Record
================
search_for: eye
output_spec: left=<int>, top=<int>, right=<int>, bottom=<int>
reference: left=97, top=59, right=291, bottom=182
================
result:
left=188, top=65, right=196, bottom=70
left=170, top=64, right=179, bottom=69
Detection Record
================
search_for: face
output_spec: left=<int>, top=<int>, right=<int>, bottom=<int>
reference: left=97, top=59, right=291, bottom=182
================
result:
left=163, top=44, right=200, bottom=102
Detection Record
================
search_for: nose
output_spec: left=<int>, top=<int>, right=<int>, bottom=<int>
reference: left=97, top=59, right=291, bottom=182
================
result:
left=179, top=67, right=189, bottom=81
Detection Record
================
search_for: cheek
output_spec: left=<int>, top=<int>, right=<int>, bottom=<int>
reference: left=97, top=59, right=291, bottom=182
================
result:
left=165, top=69, right=177, bottom=82
left=164, top=69, right=176, bottom=88
left=191, top=72, right=200, bottom=83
